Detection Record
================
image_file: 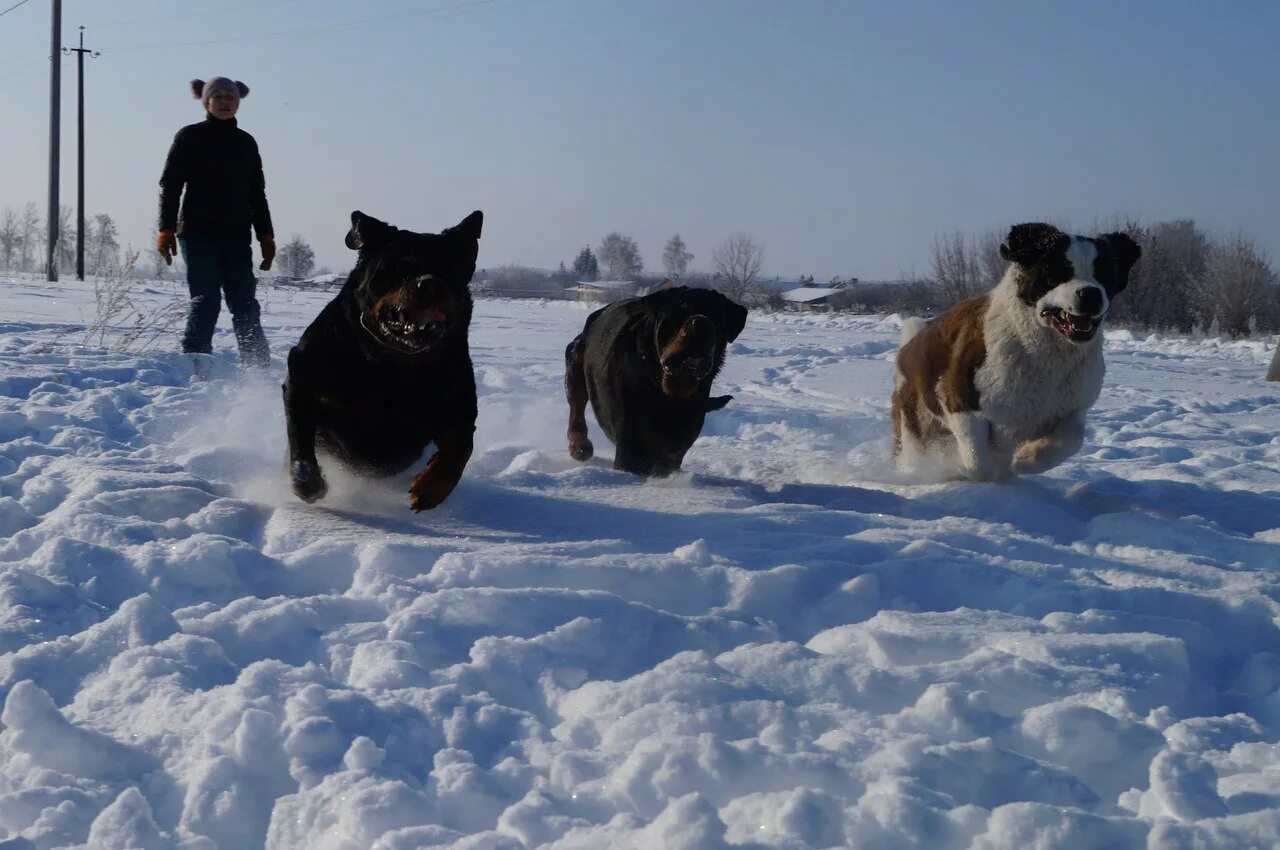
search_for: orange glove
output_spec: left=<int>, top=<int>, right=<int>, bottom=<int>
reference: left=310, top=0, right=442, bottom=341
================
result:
left=259, top=236, right=275, bottom=271
left=157, top=229, right=176, bottom=266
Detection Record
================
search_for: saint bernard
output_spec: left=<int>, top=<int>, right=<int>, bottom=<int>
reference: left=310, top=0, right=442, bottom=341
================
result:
left=891, top=222, right=1141, bottom=480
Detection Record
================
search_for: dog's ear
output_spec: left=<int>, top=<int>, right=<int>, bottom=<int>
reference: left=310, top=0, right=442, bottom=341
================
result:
left=719, top=294, right=748, bottom=342
left=345, top=211, right=395, bottom=251
left=1095, top=232, right=1141, bottom=277
left=1094, top=232, right=1142, bottom=296
left=451, top=210, right=483, bottom=240
left=1000, top=222, right=1068, bottom=266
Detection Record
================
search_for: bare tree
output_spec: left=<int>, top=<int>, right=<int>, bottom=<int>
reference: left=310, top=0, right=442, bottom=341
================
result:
left=19, top=203, right=41, bottom=272
left=1110, top=219, right=1207, bottom=332
left=597, top=232, right=643, bottom=279
left=1191, top=233, right=1277, bottom=338
left=712, top=232, right=765, bottom=303
left=0, top=208, right=20, bottom=270
left=56, top=205, right=77, bottom=273
left=89, top=214, right=119, bottom=275
left=662, top=234, right=693, bottom=278
left=977, top=229, right=1007, bottom=289
left=929, top=232, right=982, bottom=306
left=277, top=235, right=316, bottom=279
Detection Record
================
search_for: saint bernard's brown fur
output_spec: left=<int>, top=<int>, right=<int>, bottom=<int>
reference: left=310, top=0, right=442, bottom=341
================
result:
left=892, top=222, right=1140, bottom=480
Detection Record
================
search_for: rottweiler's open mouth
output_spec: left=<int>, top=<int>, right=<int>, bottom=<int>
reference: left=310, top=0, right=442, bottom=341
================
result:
left=660, top=351, right=713, bottom=381
left=658, top=346, right=716, bottom=398
left=1041, top=306, right=1100, bottom=343
left=364, top=304, right=450, bottom=353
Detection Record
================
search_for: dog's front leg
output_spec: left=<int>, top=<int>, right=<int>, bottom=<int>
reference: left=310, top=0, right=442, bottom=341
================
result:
left=409, top=426, right=474, bottom=511
left=609, top=417, right=652, bottom=476
left=1013, top=411, right=1086, bottom=474
left=944, top=411, right=1006, bottom=481
left=283, top=352, right=328, bottom=503
left=564, top=335, right=593, bottom=461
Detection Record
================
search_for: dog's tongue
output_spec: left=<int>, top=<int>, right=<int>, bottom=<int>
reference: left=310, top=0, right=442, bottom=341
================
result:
left=405, top=306, right=446, bottom=325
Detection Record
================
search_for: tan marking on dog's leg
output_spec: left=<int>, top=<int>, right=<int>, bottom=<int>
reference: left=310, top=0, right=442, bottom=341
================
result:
left=1013, top=410, right=1086, bottom=474
left=565, top=336, right=593, bottom=461
left=408, top=427, right=473, bottom=511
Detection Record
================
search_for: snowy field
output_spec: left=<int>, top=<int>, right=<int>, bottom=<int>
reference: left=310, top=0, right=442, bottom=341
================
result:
left=1, top=273, right=1279, bottom=850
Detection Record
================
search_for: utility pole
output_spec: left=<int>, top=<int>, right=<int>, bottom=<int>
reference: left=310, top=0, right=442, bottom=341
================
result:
left=45, top=0, right=62, bottom=282
left=65, top=26, right=99, bottom=281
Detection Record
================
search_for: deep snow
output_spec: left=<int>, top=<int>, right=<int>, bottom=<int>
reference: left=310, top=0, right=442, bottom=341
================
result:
left=0, top=273, right=1278, bottom=850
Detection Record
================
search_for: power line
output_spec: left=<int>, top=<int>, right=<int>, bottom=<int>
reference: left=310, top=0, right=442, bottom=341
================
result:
left=0, top=0, right=31, bottom=17
left=103, top=0, right=541, bottom=55
left=0, top=0, right=35, bottom=19
left=108, top=0, right=498, bottom=52
left=0, top=54, right=72, bottom=86
left=88, top=0, right=304, bottom=31
left=0, top=54, right=45, bottom=82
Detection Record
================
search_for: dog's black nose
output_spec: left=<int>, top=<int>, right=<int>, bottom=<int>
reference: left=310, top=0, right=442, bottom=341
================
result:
left=1075, top=286, right=1104, bottom=316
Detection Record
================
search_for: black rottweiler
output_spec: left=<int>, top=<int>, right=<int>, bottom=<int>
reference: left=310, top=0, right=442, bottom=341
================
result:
left=565, top=286, right=747, bottom=476
left=283, top=210, right=483, bottom=511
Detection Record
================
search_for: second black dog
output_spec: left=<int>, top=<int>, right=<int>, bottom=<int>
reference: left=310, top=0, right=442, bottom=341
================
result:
left=283, top=209, right=482, bottom=511
left=565, top=286, right=747, bottom=476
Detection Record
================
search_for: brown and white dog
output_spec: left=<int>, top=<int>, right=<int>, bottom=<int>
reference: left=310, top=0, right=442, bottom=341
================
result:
left=891, top=222, right=1140, bottom=480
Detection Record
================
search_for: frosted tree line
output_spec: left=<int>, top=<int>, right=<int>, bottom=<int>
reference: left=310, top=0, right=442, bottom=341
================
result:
left=476, top=219, right=1279, bottom=338
left=1, top=202, right=322, bottom=282
left=4, top=203, right=1276, bottom=339
left=0, top=203, right=126, bottom=276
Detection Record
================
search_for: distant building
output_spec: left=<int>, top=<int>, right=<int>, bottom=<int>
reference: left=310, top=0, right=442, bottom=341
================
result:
left=781, top=283, right=846, bottom=312
left=565, top=280, right=637, bottom=303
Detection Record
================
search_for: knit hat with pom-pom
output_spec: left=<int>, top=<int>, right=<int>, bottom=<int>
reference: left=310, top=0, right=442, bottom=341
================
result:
left=190, top=77, right=249, bottom=107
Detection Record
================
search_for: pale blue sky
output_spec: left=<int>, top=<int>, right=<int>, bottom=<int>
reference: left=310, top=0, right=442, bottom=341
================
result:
left=1, top=0, right=1276, bottom=279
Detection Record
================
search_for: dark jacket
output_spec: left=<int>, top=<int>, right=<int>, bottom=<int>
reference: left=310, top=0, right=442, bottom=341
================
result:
left=158, top=114, right=273, bottom=240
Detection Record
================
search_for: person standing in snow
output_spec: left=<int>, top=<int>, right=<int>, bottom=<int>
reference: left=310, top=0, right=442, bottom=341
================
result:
left=157, top=77, right=275, bottom=368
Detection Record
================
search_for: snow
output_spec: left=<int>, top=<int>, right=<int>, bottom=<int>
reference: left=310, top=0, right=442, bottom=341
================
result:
left=0, top=274, right=1278, bottom=849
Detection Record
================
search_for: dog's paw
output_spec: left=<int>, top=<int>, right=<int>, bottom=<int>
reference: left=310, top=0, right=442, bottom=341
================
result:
left=568, top=435, right=594, bottom=462
left=1012, top=438, right=1059, bottom=474
left=290, top=460, right=328, bottom=503
left=408, top=466, right=456, bottom=512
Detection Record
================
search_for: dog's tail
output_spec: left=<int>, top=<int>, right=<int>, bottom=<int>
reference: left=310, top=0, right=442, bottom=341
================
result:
left=899, top=316, right=928, bottom=347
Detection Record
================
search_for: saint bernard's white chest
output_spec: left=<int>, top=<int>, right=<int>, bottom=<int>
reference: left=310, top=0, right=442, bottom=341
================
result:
left=975, top=286, right=1105, bottom=447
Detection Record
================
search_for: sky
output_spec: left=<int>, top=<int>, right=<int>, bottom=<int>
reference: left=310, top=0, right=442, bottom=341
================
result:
left=0, top=0, right=1277, bottom=281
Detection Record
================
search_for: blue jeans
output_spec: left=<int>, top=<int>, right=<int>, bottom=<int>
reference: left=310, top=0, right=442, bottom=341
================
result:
left=179, top=235, right=269, bottom=366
